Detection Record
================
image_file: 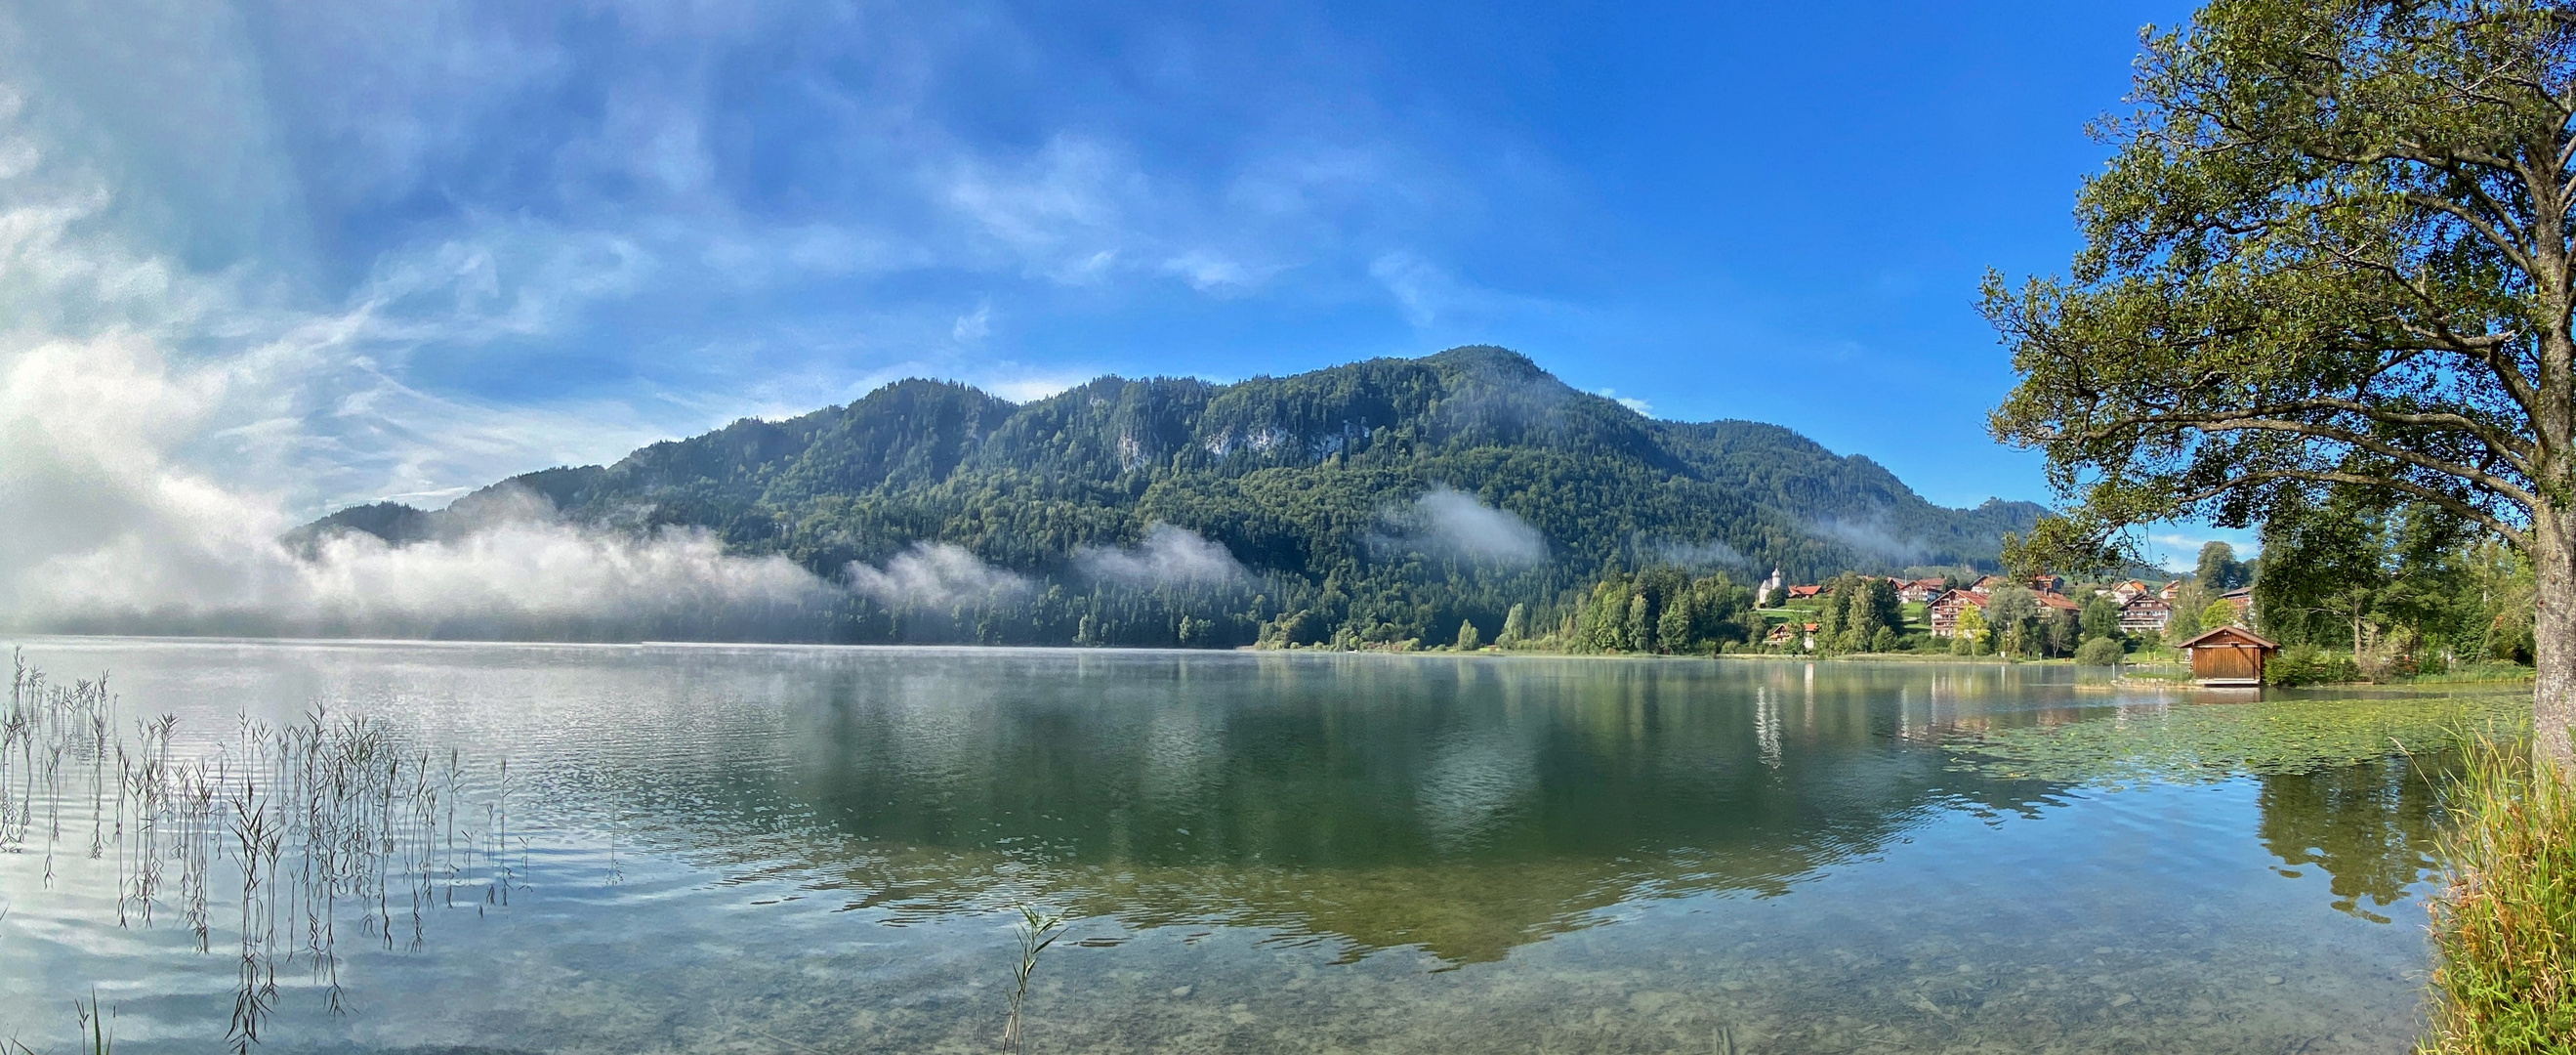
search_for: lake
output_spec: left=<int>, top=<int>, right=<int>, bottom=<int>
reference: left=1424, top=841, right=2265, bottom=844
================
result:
left=0, top=639, right=2475, bottom=1053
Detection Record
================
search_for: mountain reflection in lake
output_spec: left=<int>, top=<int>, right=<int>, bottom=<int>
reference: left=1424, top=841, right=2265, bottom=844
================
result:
left=0, top=641, right=2457, bottom=1053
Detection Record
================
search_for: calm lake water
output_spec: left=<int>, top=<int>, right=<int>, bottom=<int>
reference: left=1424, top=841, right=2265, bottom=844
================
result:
left=0, top=639, right=2461, bottom=1054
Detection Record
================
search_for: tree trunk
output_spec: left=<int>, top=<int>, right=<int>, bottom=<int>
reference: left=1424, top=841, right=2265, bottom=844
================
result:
left=2533, top=508, right=2576, bottom=773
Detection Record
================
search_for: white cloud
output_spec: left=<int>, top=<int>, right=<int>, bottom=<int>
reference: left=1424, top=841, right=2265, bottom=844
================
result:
left=1376, top=485, right=1547, bottom=567
left=0, top=330, right=831, bottom=634
left=1595, top=387, right=1651, bottom=416
left=1812, top=517, right=1932, bottom=566
left=1368, top=250, right=1563, bottom=330
left=1651, top=538, right=1746, bottom=569
left=975, top=366, right=1093, bottom=404
left=1369, top=250, right=1454, bottom=327
left=1074, top=524, right=1247, bottom=587
left=0, top=64, right=836, bottom=633
left=1159, top=249, right=1273, bottom=292
left=845, top=542, right=1030, bottom=607
left=0, top=0, right=1562, bottom=635
left=943, top=135, right=1144, bottom=283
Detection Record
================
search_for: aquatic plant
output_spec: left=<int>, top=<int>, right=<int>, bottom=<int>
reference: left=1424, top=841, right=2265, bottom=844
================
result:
left=1944, top=692, right=2524, bottom=785
left=2, top=652, right=517, bottom=1051
left=74, top=992, right=111, bottom=1055
left=1000, top=905, right=1068, bottom=1054
left=2419, top=743, right=2576, bottom=1054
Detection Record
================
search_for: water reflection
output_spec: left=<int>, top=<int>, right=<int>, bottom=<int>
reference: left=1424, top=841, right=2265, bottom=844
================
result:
left=512, top=652, right=2458, bottom=964
left=0, top=642, right=2472, bottom=1053
left=2256, top=756, right=2450, bottom=923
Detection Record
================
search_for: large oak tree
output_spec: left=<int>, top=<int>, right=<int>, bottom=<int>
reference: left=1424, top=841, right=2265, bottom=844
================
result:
left=1986, top=0, right=2576, bottom=765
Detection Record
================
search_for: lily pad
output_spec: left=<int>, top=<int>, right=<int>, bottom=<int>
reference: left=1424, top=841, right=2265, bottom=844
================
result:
left=1943, top=692, right=2529, bottom=785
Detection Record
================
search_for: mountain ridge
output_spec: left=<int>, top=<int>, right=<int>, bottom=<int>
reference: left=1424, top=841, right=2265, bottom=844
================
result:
left=298, top=346, right=2044, bottom=646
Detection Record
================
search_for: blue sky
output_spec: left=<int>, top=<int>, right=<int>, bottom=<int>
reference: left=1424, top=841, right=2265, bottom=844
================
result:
left=0, top=0, right=2247, bottom=568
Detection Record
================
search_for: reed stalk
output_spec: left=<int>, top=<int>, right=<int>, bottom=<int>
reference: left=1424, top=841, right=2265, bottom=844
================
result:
left=1000, top=905, right=1067, bottom=1055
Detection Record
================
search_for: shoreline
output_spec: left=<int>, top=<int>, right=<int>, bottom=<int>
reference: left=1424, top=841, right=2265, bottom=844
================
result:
left=7, top=632, right=2543, bottom=690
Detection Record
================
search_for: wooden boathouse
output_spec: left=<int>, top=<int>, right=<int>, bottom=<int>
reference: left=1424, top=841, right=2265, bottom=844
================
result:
left=2177, top=626, right=2278, bottom=688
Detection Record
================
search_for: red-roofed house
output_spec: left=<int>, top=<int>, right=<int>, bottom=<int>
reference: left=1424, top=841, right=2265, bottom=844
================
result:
left=2118, top=597, right=2172, bottom=635
left=2221, top=586, right=2254, bottom=620
left=1928, top=589, right=1989, bottom=638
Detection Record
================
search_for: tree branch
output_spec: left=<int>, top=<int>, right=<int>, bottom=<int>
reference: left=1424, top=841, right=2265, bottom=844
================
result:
left=2187, top=415, right=2538, bottom=507
left=2170, top=469, right=2528, bottom=548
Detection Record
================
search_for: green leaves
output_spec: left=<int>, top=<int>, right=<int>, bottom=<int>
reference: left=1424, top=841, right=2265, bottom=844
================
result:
left=1989, top=0, right=2568, bottom=550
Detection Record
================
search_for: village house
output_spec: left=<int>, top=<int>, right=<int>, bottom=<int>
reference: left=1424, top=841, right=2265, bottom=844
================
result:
left=1973, top=573, right=2067, bottom=596
left=2107, top=579, right=2149, bottom=604
left=2118, top=596, right=2172, bottom=635
left=2220, top=586, right=2255, bottom=621
left=1928, top=589, right=1988, bottom=638
left=1785, top=584, right=1826, bottom=601
left=1895, top=577, right=1946, bottom=604
left=2036, top=593, right=2083, bottom=615
left=2158, top=580, right=2183, bottom=601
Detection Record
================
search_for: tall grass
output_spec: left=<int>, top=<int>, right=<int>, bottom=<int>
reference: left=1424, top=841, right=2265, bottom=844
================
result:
left=2419, top=743, right=2576, bottom=1054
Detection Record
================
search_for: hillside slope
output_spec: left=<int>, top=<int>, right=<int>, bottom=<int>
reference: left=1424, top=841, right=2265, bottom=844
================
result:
left=300, top=347, right=2042, bottom=645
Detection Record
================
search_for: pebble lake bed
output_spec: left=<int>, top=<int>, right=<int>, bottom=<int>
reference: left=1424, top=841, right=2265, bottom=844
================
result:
left=0, top=639, right=2510, bottom=1053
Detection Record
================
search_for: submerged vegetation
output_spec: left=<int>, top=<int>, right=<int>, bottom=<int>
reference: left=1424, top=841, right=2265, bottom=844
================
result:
left=2420, top=745, right=2576, bottom=1055
left=1943, top=692, right=2525, bottom=787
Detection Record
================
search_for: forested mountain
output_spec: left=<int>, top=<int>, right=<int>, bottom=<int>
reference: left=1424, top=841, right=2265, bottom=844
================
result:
left=298, top=347, right=2042, bottom=646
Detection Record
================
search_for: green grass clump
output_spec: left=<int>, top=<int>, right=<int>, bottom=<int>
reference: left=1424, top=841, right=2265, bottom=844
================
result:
left=2420, top=746, right=2576, bottom=1054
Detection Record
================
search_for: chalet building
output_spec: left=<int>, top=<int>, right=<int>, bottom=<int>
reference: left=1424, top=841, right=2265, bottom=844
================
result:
left=1973, top=573, right=2068, bottom=595
left=1928, top=589, right=1988, bottom=638
left=2036, top=593, right=2083, bottom=615
left=1766, top=621, right=1823, bottom=650
left=1785, top=584, right=1826, bottom=601
left=2158, top=580, right=2183, bottom=601
left=2180, top=625, right=2278, bottom=687
left=1896, top=577, right=1946, bottom=604
left=2107, top=579, right=2149, bottom=603
left=2220, top=587, right=2255, bottom=621
left=2118, top=597, right=2172, bottom=635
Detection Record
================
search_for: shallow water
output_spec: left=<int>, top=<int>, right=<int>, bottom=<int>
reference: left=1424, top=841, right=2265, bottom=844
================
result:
left=0, top=640, right=2474, bottom=1053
